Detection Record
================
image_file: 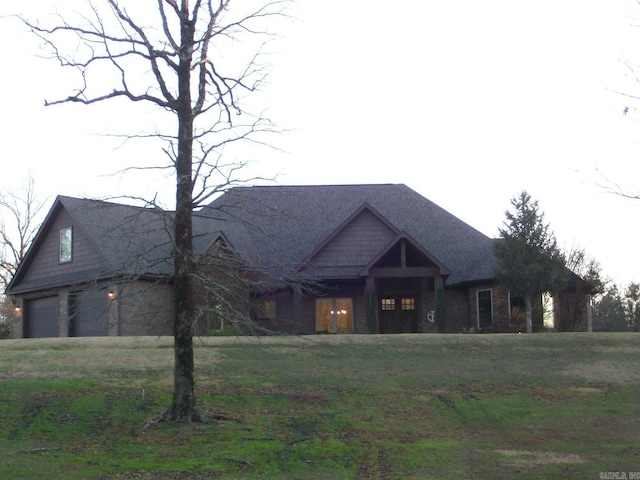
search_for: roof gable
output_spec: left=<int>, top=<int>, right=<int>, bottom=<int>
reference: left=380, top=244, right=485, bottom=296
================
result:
left=7, top=196, right=174, bottom=294
left=300, top=203, right=398, bottom=274
left=205, top=184, right=498, bottom=284
left=7, top=196, right=111, bottom=294
left=360, top=232, right=452, bottom=277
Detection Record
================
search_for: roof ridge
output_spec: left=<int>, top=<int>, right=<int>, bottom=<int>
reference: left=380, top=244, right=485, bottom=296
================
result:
left=58, top=195, right=171, bottom=213
left=231, top=183, right=402, bottom=190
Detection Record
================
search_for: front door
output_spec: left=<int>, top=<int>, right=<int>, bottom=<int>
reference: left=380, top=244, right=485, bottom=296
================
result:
left=379, top=296, right=420, bottom=333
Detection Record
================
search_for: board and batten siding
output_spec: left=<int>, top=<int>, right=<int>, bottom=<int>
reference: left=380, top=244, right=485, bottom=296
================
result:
left=22, top=207, right=108, bottom=284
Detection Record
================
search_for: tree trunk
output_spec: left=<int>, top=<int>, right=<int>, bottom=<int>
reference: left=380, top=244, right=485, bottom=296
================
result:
left=525, top=295, right=533, bottom=333
left=168, top=6, right=198, bottom=422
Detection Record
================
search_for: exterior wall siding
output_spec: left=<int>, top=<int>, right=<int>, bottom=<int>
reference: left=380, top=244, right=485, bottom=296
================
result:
left=22, top=208, right=107, bottom=284
left=311, top=210, right=396, bottom=267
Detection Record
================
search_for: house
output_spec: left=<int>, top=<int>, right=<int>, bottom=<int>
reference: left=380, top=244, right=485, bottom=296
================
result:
left=6, top=184, right=589, bottom=337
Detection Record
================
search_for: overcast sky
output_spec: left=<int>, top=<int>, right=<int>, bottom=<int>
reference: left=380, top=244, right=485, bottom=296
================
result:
left=1, top=1, right=639, bottom=285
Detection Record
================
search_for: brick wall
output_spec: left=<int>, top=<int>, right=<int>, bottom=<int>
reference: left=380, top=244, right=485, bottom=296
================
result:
left=117, top=280, right=173, bottom=335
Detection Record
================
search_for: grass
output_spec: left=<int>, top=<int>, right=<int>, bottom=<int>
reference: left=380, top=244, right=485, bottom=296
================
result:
left=0, top=333, right=639, bottom=479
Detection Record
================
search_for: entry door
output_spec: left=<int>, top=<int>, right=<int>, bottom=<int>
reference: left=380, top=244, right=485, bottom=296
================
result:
left=379, top=296, right=420, bottom=333
left=315, top=298, right=354, bottom=333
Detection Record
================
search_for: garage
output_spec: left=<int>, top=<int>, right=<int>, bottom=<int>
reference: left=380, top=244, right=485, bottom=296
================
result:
left=70, top=288, right=109, bottom=336
left=25, top=296, right=59, bottom=338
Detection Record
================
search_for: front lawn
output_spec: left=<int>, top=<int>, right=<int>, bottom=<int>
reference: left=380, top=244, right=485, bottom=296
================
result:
left=0, top=333, right=638, bottom=478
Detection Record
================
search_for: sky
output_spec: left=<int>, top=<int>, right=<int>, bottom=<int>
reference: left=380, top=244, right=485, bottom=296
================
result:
left=0, top=1, right=639, bottom=285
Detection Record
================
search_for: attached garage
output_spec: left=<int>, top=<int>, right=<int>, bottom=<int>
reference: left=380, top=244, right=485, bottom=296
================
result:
left=70, top=288, right=109, bottom=336
left=25, top=296, right=59, bottom=338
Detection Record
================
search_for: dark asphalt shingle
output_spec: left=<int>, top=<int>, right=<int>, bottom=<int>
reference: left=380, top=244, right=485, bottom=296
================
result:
left=8, top=184, right=499, bottom=294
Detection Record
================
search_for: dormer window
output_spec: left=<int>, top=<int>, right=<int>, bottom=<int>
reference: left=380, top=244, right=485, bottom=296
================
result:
left=59, top=226, right=73, bottom=263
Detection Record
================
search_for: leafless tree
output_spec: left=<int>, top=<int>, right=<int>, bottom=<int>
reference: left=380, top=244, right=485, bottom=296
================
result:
left=0, top=175, right=47, bottom=292
left=21, top=0, right=290, bottom=422
left=0, top=175, right=47, bottom=337
left=595, top=169, right=640, bottom=201
left=554, top=246, right=604, bottom=332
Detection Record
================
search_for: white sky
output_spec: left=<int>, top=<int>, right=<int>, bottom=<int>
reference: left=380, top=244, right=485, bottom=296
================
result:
left=1, top=1, right=639, bottom=285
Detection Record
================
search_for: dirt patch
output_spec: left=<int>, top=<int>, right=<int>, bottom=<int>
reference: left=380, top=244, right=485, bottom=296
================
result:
left=562, top=361, right=640, bottom=386
left=570, top=386, right=604, bottom=394
left=494, top=449, right=585, bottom=466
left=286, top=392, right=331, bottom=406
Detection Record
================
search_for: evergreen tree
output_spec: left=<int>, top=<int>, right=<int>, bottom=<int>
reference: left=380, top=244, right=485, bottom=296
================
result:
left=624, top=282, right=640, bottom=332
left=592, top=283, right=628, bottom=331
left=494, top=191, right=568, bottom=332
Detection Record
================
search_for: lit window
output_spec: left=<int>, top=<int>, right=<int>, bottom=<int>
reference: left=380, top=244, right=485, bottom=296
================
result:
left=59, top=227, right=73, bottom=263
left=381, top=298, right=395, bottom=311
left=258, top=299, right=277, bottom=319
left=316, top=298, right=353, bottom=333
left=401, top=298, right=415, bottom=310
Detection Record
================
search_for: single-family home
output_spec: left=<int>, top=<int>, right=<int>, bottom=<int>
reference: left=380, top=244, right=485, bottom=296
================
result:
left=6, top=184, right=590, bottom=337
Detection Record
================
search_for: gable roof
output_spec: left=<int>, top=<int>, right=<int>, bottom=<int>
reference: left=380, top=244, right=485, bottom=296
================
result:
left=7, top=196, right=174, bottom=294
left=359, top=231, right=453, bottom=278
left=8, top=184, right=499, bottom=295
left=202, top=184, right=498, bottom=285
left=299, top=202, right=398, bottom=263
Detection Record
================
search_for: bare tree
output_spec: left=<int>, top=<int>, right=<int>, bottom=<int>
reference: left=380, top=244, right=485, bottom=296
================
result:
left=0, top=175, right=47, bottom=338
left=21, top=0, right=289, bottom=422
left=595, top=169, right=640, bottom=201
left=0, top=175, right=46, bottom=291
left=555, top=246, right=603, bottom=331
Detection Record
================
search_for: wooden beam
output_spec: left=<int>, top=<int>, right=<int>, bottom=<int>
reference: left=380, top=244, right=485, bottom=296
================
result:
left=368, top=267, right=440, bottom=278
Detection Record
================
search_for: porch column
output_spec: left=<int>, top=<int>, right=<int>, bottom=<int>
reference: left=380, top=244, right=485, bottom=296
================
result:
left=365, top=276, right=378, bottom=333
left=434, top=276, right=446, bottom=333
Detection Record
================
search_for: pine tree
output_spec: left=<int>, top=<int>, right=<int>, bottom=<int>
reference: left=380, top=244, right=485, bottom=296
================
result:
left=494, top=191, right=568, bottom=332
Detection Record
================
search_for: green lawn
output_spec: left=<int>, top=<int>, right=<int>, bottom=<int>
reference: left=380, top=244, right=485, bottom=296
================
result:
left=0, top=333, right=638, bottom=479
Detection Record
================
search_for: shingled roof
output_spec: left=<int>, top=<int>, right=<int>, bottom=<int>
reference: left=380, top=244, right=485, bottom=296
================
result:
left=201, top=184, right=499, bottom=286
left=7, top=196, right=175, bottom=294
left=7, top=184, right=499, bottom=295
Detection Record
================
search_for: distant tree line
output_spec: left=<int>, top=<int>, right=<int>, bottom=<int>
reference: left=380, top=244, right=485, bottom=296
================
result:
left=591, top=281, right=640, bottom=332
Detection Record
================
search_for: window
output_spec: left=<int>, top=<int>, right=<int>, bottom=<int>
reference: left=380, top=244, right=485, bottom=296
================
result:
left=401, top=298, right=415, bottom=310
left=381, top=298, right=396, bottom=311
left=59, top=227, right=73, bottom=263
left=257, top=299, right=277, bottom=319
left=315, top=298, right=353, bottom=333
left=477, top=289, right=493, bottom=329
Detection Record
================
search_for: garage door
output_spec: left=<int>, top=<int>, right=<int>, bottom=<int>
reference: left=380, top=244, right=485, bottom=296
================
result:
left=25, top=296, right=59, bottom=338
left=70, top=288, right=109, bottom=337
